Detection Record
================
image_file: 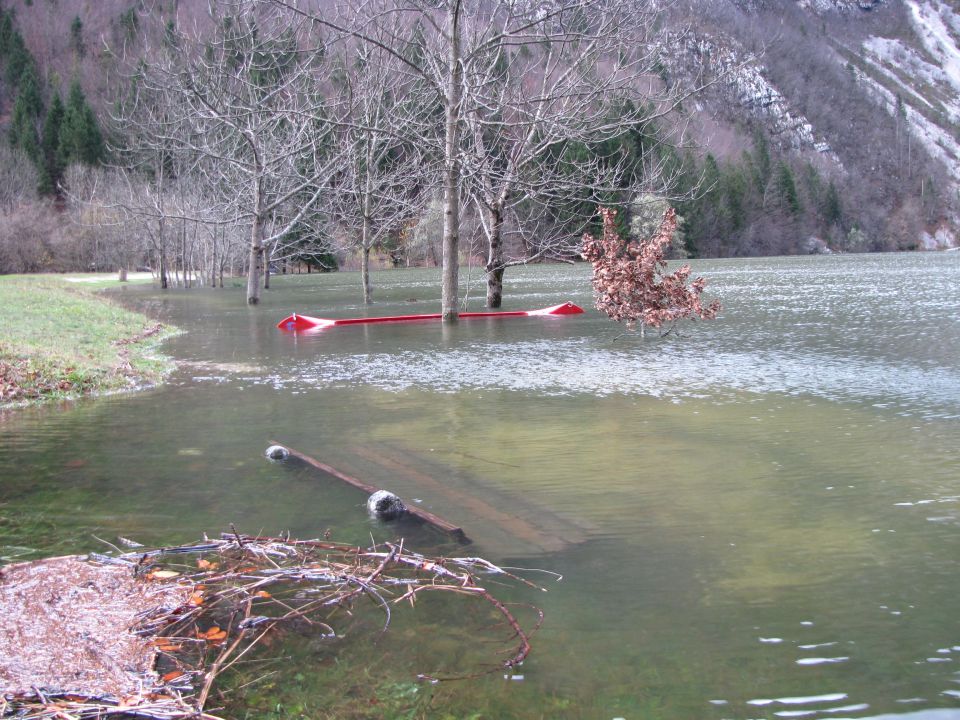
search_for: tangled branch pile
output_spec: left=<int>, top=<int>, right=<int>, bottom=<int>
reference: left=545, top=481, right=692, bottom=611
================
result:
left=1, top=533, right=547, bottom=720
left=582, top=207, right=721, bottom=334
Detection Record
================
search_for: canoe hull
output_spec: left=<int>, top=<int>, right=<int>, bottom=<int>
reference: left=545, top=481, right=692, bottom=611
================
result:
left=277, top=301, right=584, bottom=332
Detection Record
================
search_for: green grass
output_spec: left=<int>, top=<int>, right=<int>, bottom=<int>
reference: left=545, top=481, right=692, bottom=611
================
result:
left=0, top=274, right=177, bottom=406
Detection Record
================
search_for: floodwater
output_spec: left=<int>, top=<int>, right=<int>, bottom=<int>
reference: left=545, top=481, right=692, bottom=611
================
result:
left=1, top=253, right=959, bottom=719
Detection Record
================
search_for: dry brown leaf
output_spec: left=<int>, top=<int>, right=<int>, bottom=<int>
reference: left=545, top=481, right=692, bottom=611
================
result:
left=198, top=626, right=227, bottom=642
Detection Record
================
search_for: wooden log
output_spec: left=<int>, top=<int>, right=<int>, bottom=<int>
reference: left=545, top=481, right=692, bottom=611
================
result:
left=270, top=441, right=470, bottom=544
left=353, top=445, right=576, bottom=554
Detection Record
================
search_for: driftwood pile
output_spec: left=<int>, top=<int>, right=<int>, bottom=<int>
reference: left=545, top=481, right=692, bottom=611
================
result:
left=1, top=532, right=548, bottom=720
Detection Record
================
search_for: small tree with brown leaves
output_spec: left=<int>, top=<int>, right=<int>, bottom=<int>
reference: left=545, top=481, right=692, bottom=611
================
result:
left=582, top=207, right=721, bottom=336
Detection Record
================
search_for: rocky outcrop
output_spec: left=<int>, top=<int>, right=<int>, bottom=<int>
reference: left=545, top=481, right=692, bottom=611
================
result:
left=919, top=227, right=958, bottom=250
left=664, top=33, right=833, bottom=154
left=795, top=0, right=884, bottom=12
left=732, top=0, right=883, bottom=12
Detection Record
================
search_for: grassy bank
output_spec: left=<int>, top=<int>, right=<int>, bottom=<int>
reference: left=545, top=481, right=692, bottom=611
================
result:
left=0, top=275, right=176, bottom=407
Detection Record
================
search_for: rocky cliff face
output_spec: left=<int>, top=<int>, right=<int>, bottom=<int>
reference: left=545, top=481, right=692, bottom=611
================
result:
left=859, top=1, right=960, bottom=185
left=795, top=0, right=885, bottom=12
left=665, top=33, right=833, bottom=155
left=735, top=0, right=884, bottom=11
left=665, top=0, right=958, bottom=250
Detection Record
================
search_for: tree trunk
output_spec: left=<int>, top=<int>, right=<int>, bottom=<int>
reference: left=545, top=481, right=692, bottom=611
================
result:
left=441, top=2, right=462, bottom=323
left=158, top=218, right=168, bottom=290
left=247, top=214, right=264, bottom=304
left=361, top=244, right=372, bottom=303
left=485, top=202, right=505, bottom=308
left=211, top=228, right=218, bottom=288
left=361, top=132, right=374, bottom=304
left=264, top=242, right=272, bottom=290
left=180, top=219, right=187, bottom=288
left=159, top=251, right=168, bottom=289
left=247, top=172, right=265, bottom=304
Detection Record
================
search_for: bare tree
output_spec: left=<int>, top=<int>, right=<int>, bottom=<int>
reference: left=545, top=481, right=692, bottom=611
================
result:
left=117, top=0, right=346, bottom=304
left=328, top=45, right=428, bottom=303
left=0, top=145, right=39, bottom=215
left=63, top=162, right=172, bottom=284
left=458, top=2, right=687, bottom=307
left=61, top=165, right=128, bottom=276
left=277, top=0, right=695, bottom=317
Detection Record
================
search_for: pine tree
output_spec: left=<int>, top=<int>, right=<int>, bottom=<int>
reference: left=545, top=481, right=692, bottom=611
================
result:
left=70, top=16, right=86, bottom=58
left=4, top=30, right=31, bottom=85
left=749, top=130, right=771, bottom=197
left=39, top=92, right=65, bottom=195
left=721, top=166, right=747, bottom=232
left=683, top=153, right=722, bottom=257
left=35, top=162, right=54, bottom=197
left=119, top=8, right=139, bottom=40
left=0, top=10, right=14, bottom=57
left=823, top=181, right=842, bottom=226
left=702, top=154, right=721, bottom=196
left=776, top=161, right=802, bottom=215
left=8, top=63, right=43, bottom=163
left=59, top=78, right=104, bottom=166
left=12, top=61, right=42, bottom=116
left=80, top=103, right=104, bottom=163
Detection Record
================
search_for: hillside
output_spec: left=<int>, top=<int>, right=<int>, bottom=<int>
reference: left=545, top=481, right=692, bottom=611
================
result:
left=0, top=0, right=956, bottom=275
left=665, top=0, right=958, bottom=254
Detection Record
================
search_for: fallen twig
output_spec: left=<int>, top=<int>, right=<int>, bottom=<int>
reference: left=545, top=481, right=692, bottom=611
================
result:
left=2, top=530, right=546, bottom=719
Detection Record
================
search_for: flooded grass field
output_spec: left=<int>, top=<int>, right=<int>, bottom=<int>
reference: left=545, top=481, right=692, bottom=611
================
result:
left=1, top=253, right=959, bottom=719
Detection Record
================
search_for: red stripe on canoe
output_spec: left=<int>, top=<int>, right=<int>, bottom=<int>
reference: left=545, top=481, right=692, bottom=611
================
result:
left=277, top=301, right=584, bottom=331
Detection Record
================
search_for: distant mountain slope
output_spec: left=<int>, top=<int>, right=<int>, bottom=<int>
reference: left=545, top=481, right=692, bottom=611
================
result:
left=1, top=0, right=956, bottom=257
left=667, top=0, right=957, bottom=251
left=857, top=1, right=960, bottom=184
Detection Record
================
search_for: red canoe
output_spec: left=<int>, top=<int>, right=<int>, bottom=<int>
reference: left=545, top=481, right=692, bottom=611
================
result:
left=277, top=301, right=584, bottom=332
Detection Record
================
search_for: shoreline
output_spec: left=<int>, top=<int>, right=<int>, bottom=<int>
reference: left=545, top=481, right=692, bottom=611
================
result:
left=0, top=274, right=178, bottom=409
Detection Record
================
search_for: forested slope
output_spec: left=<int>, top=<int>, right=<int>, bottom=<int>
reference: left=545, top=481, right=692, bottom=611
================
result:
left=0, top=0, right=955, bottom=282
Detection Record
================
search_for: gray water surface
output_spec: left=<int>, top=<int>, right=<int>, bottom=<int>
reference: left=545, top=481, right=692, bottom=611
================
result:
left=1, top=253, right=959, bottom=719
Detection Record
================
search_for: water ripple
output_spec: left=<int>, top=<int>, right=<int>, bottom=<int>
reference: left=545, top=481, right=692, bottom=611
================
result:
left=240, top=339, right=960, bottom=419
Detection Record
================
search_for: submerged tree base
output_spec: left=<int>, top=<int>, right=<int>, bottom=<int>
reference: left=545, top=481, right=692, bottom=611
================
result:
left=0, top=532, right=547, bottom=720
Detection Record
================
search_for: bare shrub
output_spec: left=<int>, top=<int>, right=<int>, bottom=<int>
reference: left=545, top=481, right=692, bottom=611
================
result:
left=0, top=146, right=38, bottom=215
left=0, top=202, right=76, bottom=274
